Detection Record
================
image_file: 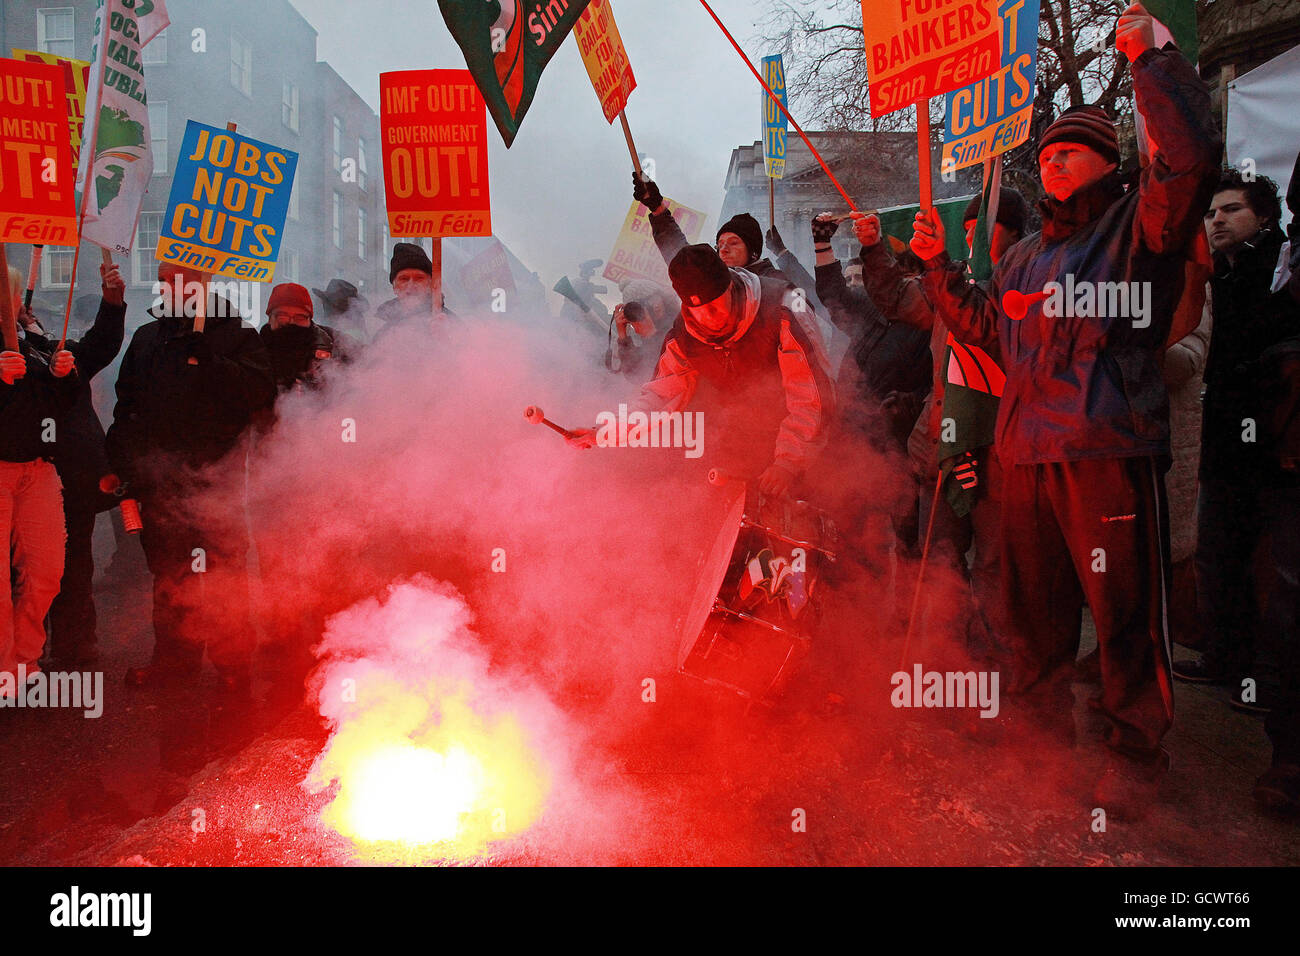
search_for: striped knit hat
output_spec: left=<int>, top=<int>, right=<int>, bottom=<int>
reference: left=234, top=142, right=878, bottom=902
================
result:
left=1038, top=105, right=1120, bottom=165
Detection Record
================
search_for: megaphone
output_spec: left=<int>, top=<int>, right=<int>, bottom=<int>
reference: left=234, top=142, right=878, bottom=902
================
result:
left=553, top=275, right=591, bottom=313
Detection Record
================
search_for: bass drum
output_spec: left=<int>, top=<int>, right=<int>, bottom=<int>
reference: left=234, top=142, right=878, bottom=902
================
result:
left=678, top=484, right=837, bottom=701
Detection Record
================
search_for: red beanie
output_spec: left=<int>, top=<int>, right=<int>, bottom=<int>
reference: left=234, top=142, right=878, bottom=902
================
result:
left=266, top=282, right=314, bottom=318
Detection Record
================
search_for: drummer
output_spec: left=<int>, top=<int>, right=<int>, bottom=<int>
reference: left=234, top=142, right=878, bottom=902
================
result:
left=570, top=243, right=835, bottom=496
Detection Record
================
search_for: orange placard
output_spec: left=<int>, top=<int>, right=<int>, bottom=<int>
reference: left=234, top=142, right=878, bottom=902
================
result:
left=381, top=68, right=491, bottom=238
left=0, top=57, right=77, bottom=246
left=574, top=0, right=637, bottom=123
left=861, top=0, right=1003, bottom=117
left=12, top=49, right=90, bottom=176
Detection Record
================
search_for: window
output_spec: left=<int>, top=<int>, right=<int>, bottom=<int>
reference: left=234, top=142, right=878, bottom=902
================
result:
left=358, top=137, right=368, bottom=191
left=332, top=192, right=342, bottom=248
left=143, top=28, right=167, bottom=65
left=148, top=101, right=167, bottom=172
left=43, top=247, right=75, bottom=288
left=280, top=250, right=299, bottom=283
left=282, top=81, right=299, bottom=132
left=134, top=212, right=161, bottom=285
left=358, top=208, right=367, bottom=261
left=37, top=8, right=75, bottom=58
left=287, top=179, right=299, bottom=221
left=332, top=116, right=342, bottom=171
left=230, top=33, right=252, bottom=96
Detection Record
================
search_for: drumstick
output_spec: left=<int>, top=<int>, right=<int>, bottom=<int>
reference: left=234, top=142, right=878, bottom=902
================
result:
left=523, top=405, right=577, bottom=440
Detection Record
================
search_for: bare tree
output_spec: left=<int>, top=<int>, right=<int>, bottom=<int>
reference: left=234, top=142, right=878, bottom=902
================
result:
left=757, top=0, right=1152, bottom=202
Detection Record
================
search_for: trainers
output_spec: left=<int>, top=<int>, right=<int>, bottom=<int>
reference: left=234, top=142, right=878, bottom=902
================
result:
left=1253, top=764, right=1300, bottom=812
left=1171, top=657, right=1230, bottom=685
left=1093, top=749, right=1170, bottom=822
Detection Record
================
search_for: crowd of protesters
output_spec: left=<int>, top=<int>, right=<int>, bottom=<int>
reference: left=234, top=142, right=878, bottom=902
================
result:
left=2, top=4, right=1297, bottom=825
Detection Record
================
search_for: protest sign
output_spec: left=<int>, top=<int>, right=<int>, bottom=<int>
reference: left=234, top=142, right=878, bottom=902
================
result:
left=12, top=49, right=91, bottom=176
left=604, top=199, right=707, bottom=286
left=458, top=238, right=516, bottom=304
left=941, top=0, right=1037, bottom=171
left=0, top=57, right=77, bottom=246
left=574, top=0, right=636, bottom=123
left=156, top=121, right=298, bottom=281
left=381, top=69, right=492, bottom=239
left=438, top=0, right=592, bottom=147
left=860, top=0, right=1003, bottom=118
left=762, top=54, right=789, bottom=179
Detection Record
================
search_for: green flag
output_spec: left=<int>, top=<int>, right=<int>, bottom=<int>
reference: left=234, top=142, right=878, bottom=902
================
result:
left=438, top=0, right=592, bottom=147
left=1142, top=0, right=1198, bottom=63
left=875, top=195, right=972, bottom=260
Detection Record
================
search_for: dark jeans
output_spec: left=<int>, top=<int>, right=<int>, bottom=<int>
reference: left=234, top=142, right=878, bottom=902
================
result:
left=999, top=457, right=1174, bottom=756
left=139, top=492, right=256, bottom=677
left=47, top=502, right=98, bottom=660
left=1194, top=474, right=1265, bottom=677
left=1260, top=485, right=1300, bottom=764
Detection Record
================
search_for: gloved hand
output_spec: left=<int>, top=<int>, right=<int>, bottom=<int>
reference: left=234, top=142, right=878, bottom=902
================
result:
left=757, top=462, right=796, bottom=497
left=50, top=349, right=76, bottom=378
left=765, top=224, right=787, bottom=256
left=566, top=427, right=598, bottom=449
left=811, top=214, right=839, bottom=245
left=0, top=350, right=27, bottom=385
left=176, top=330, right=213, bottom=363
left=633, top=173, right=663, bottom=212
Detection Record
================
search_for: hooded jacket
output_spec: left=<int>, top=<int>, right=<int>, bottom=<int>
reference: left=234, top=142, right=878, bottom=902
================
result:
left=106, top=295, right=275, bottom=489
left=640, top=270, right=834, bottom=478
left=919, top=46, right=1221, bottom=466
left=0, top=337, right=79, bottom=463
left=24, top=297, right=126, bottom=508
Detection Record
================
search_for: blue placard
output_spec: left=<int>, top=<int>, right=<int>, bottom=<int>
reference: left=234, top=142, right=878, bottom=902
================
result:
left=157, top=120, right=299, bottom=281
left=762, top=54, right=788, bottom=180
left=942, top=0, right=1039, bottom=171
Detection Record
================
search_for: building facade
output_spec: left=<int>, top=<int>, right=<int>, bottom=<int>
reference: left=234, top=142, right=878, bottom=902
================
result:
left=1, top=0, right=386, bottom=329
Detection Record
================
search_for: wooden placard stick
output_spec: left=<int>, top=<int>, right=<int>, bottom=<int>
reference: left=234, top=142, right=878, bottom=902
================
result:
left=618, top=110, right=643, bottom=179
left=0, top=244, right=18, bottom=352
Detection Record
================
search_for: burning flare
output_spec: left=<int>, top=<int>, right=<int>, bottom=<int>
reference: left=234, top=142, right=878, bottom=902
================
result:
left=304, top=579, right=552, bottom=855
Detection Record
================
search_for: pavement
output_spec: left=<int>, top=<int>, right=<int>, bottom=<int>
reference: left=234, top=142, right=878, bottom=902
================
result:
left=1, top=528, right=1296, bottom=867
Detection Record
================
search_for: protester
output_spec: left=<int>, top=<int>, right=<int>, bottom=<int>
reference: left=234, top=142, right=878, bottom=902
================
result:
left=107, top=262, right=275, bottom=692
left=259, top=282, right=354, bottom=395
left=1174, top=167, right=1300, bottom=724
left=609, top=278, right=675, bottom=380
left=374, top=242, right=448, bottom=341
left=311, top=278, right=370, bottom=343
left=569, top=243, right=834, bottom=496
left=811, top=214, right=931, bottom=571
left=906, top=4, right=1222, bottom=817
left=24, top=262, right=127, bottom=669
left=632, top=175, right=790, bottom=283
left=846, top=189, right=1027, bottom=656
left=1, top=265, right=78, bottom=694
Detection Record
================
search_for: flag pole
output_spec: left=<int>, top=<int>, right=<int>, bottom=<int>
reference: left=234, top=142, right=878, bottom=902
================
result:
left=24, top=246, right=44, bottom=312
left=618, top=110, right=642, bottom=178
left=696, top=0, right=858, bottom=213
left=0, top=245, right=19, bottom=351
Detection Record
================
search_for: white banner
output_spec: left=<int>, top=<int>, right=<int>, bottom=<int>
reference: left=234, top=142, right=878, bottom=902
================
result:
left=1227, top=41, right=1300, bottom=232
left=74, top=0, right=169, bottom=254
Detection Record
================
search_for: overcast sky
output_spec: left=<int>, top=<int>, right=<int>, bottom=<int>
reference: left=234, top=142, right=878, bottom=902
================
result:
left=292, top=0, right=789, bottom=285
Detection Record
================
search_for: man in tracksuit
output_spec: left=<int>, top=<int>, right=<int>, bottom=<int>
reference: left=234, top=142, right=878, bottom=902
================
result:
left=907, top=3, right=1221, bottom=817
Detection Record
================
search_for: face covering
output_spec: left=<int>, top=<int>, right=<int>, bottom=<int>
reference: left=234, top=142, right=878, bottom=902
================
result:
left=264, top=324, right=317, bottom=385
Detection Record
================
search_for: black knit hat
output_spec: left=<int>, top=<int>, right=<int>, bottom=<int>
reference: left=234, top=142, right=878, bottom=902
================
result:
left=962, top=188, right=1029, bottom=234
left=716, top=212, right=763, bottom=263
left=389, top=242, right=433, bottom=284
left=669, top=244, right=732, bottom=307
left=1039, top=105, right=1120, bottom=166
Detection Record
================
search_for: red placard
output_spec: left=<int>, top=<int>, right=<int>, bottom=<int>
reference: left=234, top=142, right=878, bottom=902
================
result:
left=861, top=0, right=1003, bottom=117
left=380, top=68, right=492, bottom=238
left=0, top=57, right=77, bottom=245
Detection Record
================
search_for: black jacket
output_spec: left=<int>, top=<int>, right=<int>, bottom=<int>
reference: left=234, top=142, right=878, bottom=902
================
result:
left=1201, top=227, right=1300, bottom=483
left=921, top=47, right=1221, bottom=466
left=816, top=256, right=931, bottom=442
left=106, top=297, right=275, bottom=489
left=25, top=298, right=126, bottom=508
left=649, top=208, right=792, bottom=284
left=259, top=321, right=355, bottom=392
left=0, top=337, right=79, bottom=463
